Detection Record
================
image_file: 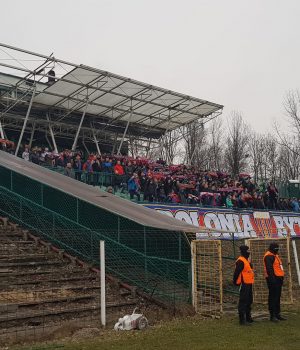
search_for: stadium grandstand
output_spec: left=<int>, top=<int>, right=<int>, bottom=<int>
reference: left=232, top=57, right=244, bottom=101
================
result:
left=1, top=44, right=300, bottom=345
left=0, top=43, right=224, bottom=306
left=0, top=43, right=296, bottom=211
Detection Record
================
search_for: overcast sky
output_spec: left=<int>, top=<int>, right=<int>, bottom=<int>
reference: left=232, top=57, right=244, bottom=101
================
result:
left=2, top=0, right=300, bottom=132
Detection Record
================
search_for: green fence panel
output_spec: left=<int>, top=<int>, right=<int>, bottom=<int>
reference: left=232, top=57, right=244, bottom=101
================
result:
left=0, top=184, right=191, bottom=304
left=43, top=185, right=78, bottom=222
left=0, top=165, right=11, bottom=189
left=11, top=172, right=42, bottom=204
left=78, top=199, right=118, bottom=231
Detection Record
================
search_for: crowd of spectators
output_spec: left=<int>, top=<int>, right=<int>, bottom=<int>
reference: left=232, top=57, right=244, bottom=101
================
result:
left=1, top=139, right=300, bottom=212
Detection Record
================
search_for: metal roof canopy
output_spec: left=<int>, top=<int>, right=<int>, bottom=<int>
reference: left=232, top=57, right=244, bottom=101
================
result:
left=0, top=43, right=223, bottom=134
left=33, top=65, right=223, bottom=132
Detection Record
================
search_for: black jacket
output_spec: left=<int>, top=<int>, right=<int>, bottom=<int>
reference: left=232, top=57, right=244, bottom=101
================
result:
left=233, top=260, right=244, bottom=285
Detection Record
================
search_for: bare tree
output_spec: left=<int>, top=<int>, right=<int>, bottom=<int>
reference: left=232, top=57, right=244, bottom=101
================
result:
left=225, top=112, right=249, bottom=177
left=264, top=134, right=278, bottom=182
left=207, top=118, right=224, bottom=171
left=249, top=132, right=265, bottom=182
left=271, top=90, right=300, bottom=181
left=284, top=90, right=300, bottom=135
left=179, top=120, right=209, bottom=168
left=159, top=130, right=179, bottom=164
left=274, top=90, right=300, bottom=157
left=277, top=141, right=300, bottom=180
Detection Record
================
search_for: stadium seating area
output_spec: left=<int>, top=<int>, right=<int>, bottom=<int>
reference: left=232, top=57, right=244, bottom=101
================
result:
left=0, top=140, right=298, bottom=211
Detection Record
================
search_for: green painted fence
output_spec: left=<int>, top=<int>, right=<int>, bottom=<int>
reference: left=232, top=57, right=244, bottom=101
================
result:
left=0, top=164, right=191, bottom=304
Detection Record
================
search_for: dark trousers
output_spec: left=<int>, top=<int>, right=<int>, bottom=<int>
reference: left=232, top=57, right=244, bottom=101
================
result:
left=267, top=278, right=283, bottom=316
left=93, top=173, right=99, bottom=186
left=238, top=283, right=253, bottom=315
left=129, top=190, right=140, bottom=201
left=86, top=173, right=93, bottom=185
left=75, top=171, right=82, bottom=181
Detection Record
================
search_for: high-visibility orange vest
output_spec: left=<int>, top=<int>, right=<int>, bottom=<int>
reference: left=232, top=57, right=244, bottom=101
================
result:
left=236, top=256, right=255, bottom=285
left=264, top=251, right=285, bottom=277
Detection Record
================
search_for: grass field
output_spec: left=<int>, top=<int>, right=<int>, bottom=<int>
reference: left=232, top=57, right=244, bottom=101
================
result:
left=15, top=307, right=300, bottom=350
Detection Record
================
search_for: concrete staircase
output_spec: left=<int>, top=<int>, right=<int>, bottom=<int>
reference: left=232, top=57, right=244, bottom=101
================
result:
left=0, top=218, right=144, bottom=343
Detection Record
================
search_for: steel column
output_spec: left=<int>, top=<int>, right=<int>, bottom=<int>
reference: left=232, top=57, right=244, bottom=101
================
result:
left=46, top=113, right=58, bottom=153
left=82, top=139, right=90, bottom=155
left=28, top=122, right=36, bottom=148
left=100, top=240, right=106, bottom=327
left=71, top=101, right=89, bottom=151
left=91, top=126, right=101, bottom=155
left=0, top=120, right=5, bottom=139
left=45, top=132, right=52, bottom=149
left=111, top=133, right=118, bottom=154
left=117, top=108, right=132, bottom=155
left=15, top=87, right=36, bottom=156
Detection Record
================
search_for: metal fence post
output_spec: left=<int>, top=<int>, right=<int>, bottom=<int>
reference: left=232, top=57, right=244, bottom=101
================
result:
left=292, top=239, right=300, bottom=286
left=100, top=240, right=106, bottom=327
left=191, top=241, right=196, bottom=310
left=144, top=227, right=148, bottom=282
left=19, top=198, right=22, bottom=220
left=10, top=170, right=13, bottom=191
left=41, top=184, right=44, bottom=206
left=76, top=198, right=79, bottom=223
left=178, top=234, right=182, bottom=260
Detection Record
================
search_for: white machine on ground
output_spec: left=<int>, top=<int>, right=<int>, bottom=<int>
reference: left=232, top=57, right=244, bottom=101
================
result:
left=114, top=308, right=149, bottom=331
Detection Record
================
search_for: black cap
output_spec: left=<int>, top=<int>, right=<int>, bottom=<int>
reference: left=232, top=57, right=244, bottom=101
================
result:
left=240, top=245, right=250, bottom=253
left=269, top=242, right=279, bottom=252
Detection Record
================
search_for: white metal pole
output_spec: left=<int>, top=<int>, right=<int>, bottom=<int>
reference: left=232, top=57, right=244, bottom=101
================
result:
left=15, top=87, right=36, bottom=156
left=82, top=140, right=90, bottom=155
left=72, top=101, right=88, bottom=151
left=117, top=101, right=132, bottom=156
left=45, top=133, right=52, bottom=149
left=191, top=241, right=196, bottom=310
left=92, top=127, right=101, bottom=155
left=292, top=240, right=300, bottom=286
left=0, top=120, right=5, bottom=139
left=28, top=122, right=36, bottom=148
left=100, top=240, right=106, bottom=327
left=94, top=135, right=101, bottom=155
left=47, top=114, right=58, bottom=153
left=117, top=109, right=132, bottom=155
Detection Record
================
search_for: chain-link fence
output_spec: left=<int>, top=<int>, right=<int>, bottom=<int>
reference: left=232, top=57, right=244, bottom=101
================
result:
left=0, top=218, right=164, bottom=345
left=0, top=165, right=192, bottom=305
left=248, top=237, right=294, bottom=304
left=191, top=235, right=300, bottom=319
left=191, top=240, right=223, bottom=317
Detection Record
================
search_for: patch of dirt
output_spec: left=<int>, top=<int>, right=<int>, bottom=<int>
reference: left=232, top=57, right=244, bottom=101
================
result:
left=71, top=327, right=101, bottom=341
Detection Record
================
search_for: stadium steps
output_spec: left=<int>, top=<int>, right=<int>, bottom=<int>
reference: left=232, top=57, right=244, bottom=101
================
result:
left=0, top=218, right=147, bottom=341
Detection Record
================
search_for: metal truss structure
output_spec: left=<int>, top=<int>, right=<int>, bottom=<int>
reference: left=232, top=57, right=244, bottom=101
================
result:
left=0, top=43, right=223, bottom=155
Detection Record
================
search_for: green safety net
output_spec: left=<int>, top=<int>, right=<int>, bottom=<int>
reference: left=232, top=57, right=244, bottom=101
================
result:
left=0, top=165, right=191, bottom=304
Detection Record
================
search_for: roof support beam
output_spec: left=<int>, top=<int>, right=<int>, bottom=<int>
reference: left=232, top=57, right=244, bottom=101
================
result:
left=28, top=121, right=36, bottom=148
left=117, top=108, right=132, bottom=155
left=82, top=139, right=90, bottom=155
left=91, top=126, right=101, bottom=155
left=45, top=132, right=52, bottom=149
left=46, top=113, right=58, bottom=153
left=0, top=120, right=4, bottom=139
left=111, top=133, right=118, bottom=154
left=15, top=87, right=36, bottom=156
left=72, top=100, right=88, bottom=152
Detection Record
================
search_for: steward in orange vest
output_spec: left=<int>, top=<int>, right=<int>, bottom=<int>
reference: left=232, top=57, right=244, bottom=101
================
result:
left=233, top=245, right=255, bottom=325
left=264, top=242, right=286, bottom=322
